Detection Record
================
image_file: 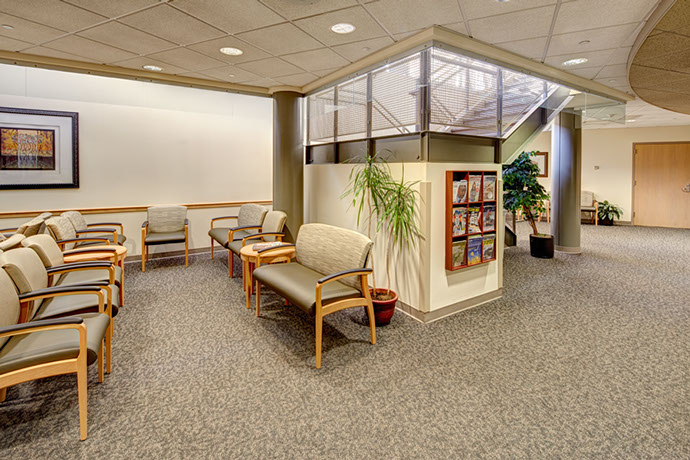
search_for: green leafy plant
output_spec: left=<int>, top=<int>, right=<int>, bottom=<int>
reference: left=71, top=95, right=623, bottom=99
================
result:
left=597, top=200, right=623, bottom=222
left=502, top=151, right=550, bottom=236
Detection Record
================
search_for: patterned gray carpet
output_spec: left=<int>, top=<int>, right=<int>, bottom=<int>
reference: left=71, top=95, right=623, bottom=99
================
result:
left=0, top=223, right=688, bottom=458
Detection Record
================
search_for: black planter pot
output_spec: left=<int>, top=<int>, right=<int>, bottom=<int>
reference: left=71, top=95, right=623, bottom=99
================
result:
left=600, top=217, right=614, bottom=226
left=529, top=234, right=554, bottom=259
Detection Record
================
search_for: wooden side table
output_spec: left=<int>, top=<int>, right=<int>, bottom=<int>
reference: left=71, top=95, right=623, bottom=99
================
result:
left=64, top=244, right=127, bottom=306
left=240, top=243, right=295, bottom=310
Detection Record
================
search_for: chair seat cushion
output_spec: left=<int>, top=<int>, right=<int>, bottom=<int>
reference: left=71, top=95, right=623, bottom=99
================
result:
left=77, top=233, right=127, bottom=247
left=227, top=239, right=245, bottom=256
left=252, top=262, right=361, bottom=316
left=581, top=206, right=596, bottom=212
left=0, top=312, right=110, bottom=375
left=145, top=231, right=186, bottom=245
left=0, top=234, right=26, bottom=252
left=34, top=287, right=120, bottom=320
left=56, top=266, right=123, bottom=287
left=208, top=228, right=253, bottom=248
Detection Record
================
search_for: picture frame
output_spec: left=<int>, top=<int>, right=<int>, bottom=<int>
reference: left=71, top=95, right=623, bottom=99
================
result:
left=532, top=151, right=548, bottom=178
left=0, top=106, right=79, bottom=189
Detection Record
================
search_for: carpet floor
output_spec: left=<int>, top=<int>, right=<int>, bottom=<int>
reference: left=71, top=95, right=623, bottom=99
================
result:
left=0, top=223, right=688, bottom=458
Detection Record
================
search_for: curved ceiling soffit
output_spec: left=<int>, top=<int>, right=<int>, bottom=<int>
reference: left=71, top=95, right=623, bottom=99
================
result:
left=628, top=0, right=690, bottom=115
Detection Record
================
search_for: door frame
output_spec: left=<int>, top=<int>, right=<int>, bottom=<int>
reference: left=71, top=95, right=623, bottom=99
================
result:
left=632, top=141, right=690, bottom=226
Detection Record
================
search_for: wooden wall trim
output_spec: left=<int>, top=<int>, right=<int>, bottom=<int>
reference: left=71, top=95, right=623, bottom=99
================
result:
left=0, top=200, right=273, bottom=219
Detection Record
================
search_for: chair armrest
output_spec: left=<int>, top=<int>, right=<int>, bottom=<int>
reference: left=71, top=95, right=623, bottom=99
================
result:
left=257, top=243, right=295, bottom=255
left=63, top=247, right=118, bottom=255
left=141, top=221, right=148, bottom=228
left=76, top=228, right=117, bottom=234
left=88, top=222, right=123, bottom=233
left=185, top=219, right=189, bottom=226
left=317, top=268, right=373, bottom=286
left=242, top=233, right=284, bottom=244
left=18, top=284, right=105, bottom=301
left=47, top=262, right=115, bottom=284
left=0, top=316, right=85, bottom=340
left=232, top=225, right=262, bottom=231
left=211, top=216, right=237, bottom=222
left=0, top=227, right=18, bottom=233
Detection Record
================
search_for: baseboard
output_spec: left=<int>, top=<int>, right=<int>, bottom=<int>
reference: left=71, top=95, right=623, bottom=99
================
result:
left=397, top=288, right=503, bottom=324
left=124, top=247, right=212, bottom=263
left=614, top=220, right=633, bottom=226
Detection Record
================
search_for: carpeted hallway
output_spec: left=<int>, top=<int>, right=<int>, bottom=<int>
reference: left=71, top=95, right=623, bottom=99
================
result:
left=1, top=223, right=688, bottom=458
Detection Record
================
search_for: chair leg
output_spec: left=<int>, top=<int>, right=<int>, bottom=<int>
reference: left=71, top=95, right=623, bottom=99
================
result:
left=210, top=238, right=214, bottom=259
left=77, top=358, right=88, bottom=440
left=185, top=238, right=189, bottom=267
left=106, top=320, right=113, bottom=374
left=141, top=246, right=145, bottom=272
left=228, top=252, right=234, bottom=278
left=0, top=387, right=6, bottom=403
left=255, top=281, right=261, bottom=317
left=146, top=246, right=149, bottom=262
left=315, top=314, right=323, bottom=369
left=366, top=301, right=376, bottom=345
left=98, top=339, right=104, bottom=383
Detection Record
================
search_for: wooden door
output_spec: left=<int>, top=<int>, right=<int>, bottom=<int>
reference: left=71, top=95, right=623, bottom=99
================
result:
left=633, top=142, right=690, bottom=228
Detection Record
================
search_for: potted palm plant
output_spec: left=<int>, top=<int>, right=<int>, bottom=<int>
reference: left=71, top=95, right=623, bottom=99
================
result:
left=342, top=152, right=422, bottom=325
left=597, top=200, right=623, bottom=226
left=503, top=151, right=553, bottom=258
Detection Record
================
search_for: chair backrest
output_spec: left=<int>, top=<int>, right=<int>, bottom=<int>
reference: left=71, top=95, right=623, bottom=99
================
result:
left=581, top=191, right=594, bottom=206
left=62, top=211, right=87, bottom=232
left=0, top=234, right=25, bottom=252
left=45, top=216, right=78, bottom=250
left=0, top=248, right=49, bottom=320
left=261, top=211, right=287, bottom=242
left=0, top=270, right=20, bottom=350
left=238, top=204, right=268, bottom=229
left=295, top=223, right=373, bottom=291
left=16, top=216, right=45, bottom=237
left=148, top=205, right=187, bottom=233
left=21, top=234, right=65, bottom=268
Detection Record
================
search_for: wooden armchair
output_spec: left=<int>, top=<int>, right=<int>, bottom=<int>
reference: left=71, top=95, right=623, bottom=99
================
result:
left=141, top=205, right=188, bottom=271
left=208, top=204, right=268, bottom=277
left=62, top=211, right=126, bottom=245
left=581, top=191, right=599, bottom=225
left=45, top=216, right=111, bottom=251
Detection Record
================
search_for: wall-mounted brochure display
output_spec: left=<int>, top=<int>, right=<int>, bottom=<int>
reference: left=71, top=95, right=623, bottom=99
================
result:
left=446, top=170, right=497, bottom=270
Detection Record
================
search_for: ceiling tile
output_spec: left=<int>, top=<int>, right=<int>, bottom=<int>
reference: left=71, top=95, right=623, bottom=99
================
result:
left=294, top=6, right=388, bottom=46
left=544, top=48, right=616, bottom=68
left=594, top=76, right=628, bottom=87
left=119, top=4, right=225, bottom=45
left=236, top=23, right=322, bottom=56
left=607, top=46, right=631, bottom=65
left=564, top=66, right=601, bottom=79
left=365, top=0, right=462, bottom=35
left=629, top=64, right=690, bottom=89
left=392, top=29, right=421, bottom=41
left=78, top=21, right=175, bottom=55
left=171, top=0, right=284, bottom=34
left=495, top=36, right=547, bottom=59
left=548, top=22, right=639, bottom=56
left=43, top=35, right=137, bottom=63
left=237, top=57, right=304, bottom=78
left=596, top=64, right=627, bottom=78
left=242, top=78, right=279, bottom=87
left=274, top=72, right=319, bottom=86
left=312, top=67, right=340, bottom=77
left=113, top=55, right=187, bottom=74
left=634, top=48, right=690, bottom=74
left=145, top=47, right=226, bottom=71
left=186, top=35, right=271, bottom=65
left=0, top=0, right=106, bottom=32
left=553, top=0, right=656, bottom=35
left=462, top=0, right=557, bottom=20
left=62, top=0, right=158, bottom=18
left=0, top=13, right=66, bottom=44
left=281, top=48, right=349, bottom=72
left=634, top=32, right=690, bottom=64
left=469, top=5, right=555, bottom=44
left=177, top=71, right=222, bottom=81
left=22, top=45, right=99, bottom=62
left=261, top=0, right=358, bottom=20
left=331, top=36, right=394, bottom=62
left=197, top=65, right=261, bottom=83
left=440, top=22, right=468, bottom=36
left=0, top=35, right=33, bottom=51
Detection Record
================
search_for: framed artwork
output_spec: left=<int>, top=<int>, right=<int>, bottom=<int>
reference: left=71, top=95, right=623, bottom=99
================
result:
left=0, top=107, right=79, bottom=189
left=532, top=151, right=548, bottom=178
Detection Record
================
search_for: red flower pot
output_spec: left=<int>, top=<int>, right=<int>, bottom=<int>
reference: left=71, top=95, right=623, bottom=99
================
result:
left=368, top=288, right=398, bottom=326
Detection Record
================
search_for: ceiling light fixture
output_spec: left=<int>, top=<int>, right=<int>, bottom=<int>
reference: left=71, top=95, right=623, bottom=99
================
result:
left=578, top=40, right=590, bottom=45
left=220, top=47, right=243, bottom=56
left=627, top=119, right=636, bottom=122
left=330, top=23, right=356, bottom=34
left=143, top=65, right=162, bottom=72
left=228, top=74, right=235, bottom=77
left=1, top=24, right=14, bottom=30
left=608, top=79, right=617, bottom=83
left=562, top=57, right=588, bottom=66
left=496, top=0, right=510, bottom=2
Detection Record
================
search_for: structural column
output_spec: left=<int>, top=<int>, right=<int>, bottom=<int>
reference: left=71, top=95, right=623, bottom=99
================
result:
left=272, top=91, right=304, bottom=242
left=550, top=111, right=582, bottom=253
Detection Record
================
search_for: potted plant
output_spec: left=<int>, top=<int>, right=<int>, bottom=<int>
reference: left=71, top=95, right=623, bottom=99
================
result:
left=503, top=151, right=553, bottom=258
left=597, top=200, right=623, bottom=226
left=342, top=152, right=422, bottom=325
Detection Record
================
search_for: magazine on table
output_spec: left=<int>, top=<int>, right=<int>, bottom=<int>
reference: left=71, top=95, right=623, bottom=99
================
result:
left=452, top=239, right=467, bottom=267
left=483, top=176, right=496, bottom=201
left=468, top=235, right=483, bottom=265
left=468, top=175, right=482, bottom=201
left=453, top=179, right=468, bottom=204
left=452, top=207, right=467, bottom=236
left=468, top=207, right=482, bottom=233
left=252, top=241, right=284, bottom=251
left=483, top=234, right=496, bottom=260
left=483, top=205, right=496, bottom=232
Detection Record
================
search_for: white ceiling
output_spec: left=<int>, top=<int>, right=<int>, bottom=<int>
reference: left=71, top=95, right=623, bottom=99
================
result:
left=0, top=0, right=687, bottom=127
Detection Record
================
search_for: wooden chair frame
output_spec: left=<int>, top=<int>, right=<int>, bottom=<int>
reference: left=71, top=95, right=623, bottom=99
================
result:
left=209, top=216, right=264, bottom=277
left=140, top=220, right=189, bottom=272
left=254, top=247, right=376, bottom=369
left=62, top=247, right=124, bottom=306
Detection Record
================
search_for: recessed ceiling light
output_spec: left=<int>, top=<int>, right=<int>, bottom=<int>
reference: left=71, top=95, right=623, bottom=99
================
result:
left=142, top=65, right=162, bottom=72
left=362, top=46, right=371, bottom=52
left=330, top=23, right=356, bottom=34
left=228, top=74, right=235, bottom=77
left=1, top=24, right=14, bottom=30
left=496, top=0, right=510, bottom=2
left=578, top=40, right=590, bottom=45
left=627, top=119, right=636, bottom=122
left=220, top=47, right=243, bottom=56
left=562, top=57, right=588, bottom=66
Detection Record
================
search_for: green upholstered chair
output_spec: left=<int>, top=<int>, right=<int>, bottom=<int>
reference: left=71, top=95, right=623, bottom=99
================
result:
left=226, top=210, right=288, bottom=275
left=45, top=216, right=111, bottom=251
left=0, top=268, right=109, bottom=440
left=252, top=223, right=376, bottom=369
left=141, top=205, right=188, bottom=271
left=62, top=211, right=126, bottom=246
left=209, top=204, right=268, bottom=277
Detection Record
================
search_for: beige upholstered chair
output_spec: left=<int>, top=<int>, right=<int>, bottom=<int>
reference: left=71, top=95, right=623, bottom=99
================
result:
left=0, top=212, right=51, bottom=239
left=62, top=211, right=126, bottom=245
left=252, top=223, right=375, bottom=369
left=0, top=233, right=25, bottom=252
left=141, top=205, right=188, bottom=271
left=45, top=216, right=111, bottom=251
left=226, top=210, right=287, bottom=277
left=0, top=268, right=109, bottom=440
left=209, top=204, right=268, bottom=277
left=581, top=191, right=599, bottom=225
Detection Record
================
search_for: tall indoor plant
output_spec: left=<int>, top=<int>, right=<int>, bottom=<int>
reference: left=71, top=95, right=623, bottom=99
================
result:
left=503, top=151, right=553, bottom=258
left=342, top=152, right=422, bottom=325
left=597, top=200, right=623, bottom=226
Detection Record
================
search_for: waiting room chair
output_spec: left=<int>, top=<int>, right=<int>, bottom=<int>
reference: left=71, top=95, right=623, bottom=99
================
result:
left=0, top=233, right=25, bottom=252
left=62, top=211, right=126, bottom=245
left=141, top=205, right=188, bottom=271
left=226, top=210, right=288, bottom=276
left=0, top=268, right=109, bottom=440
left=209, top=204, right=268, bottom=277
left=252, top=223, right=376, bottom=369
left=581, top=191, right=599, bottom=225
left=45, top=216, right=111, bottom=251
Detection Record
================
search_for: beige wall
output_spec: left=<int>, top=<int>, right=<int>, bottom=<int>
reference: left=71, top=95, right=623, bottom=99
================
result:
left=526, top=124, right=690, bottom=221
left=0, top=64, right=273, bottom=256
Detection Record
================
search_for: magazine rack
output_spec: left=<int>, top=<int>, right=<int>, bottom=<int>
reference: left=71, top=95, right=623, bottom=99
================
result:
left=445, top=170, right=498, bottom=270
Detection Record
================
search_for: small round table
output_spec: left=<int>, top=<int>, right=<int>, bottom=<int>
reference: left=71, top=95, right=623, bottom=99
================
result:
left=64, top=244, right=127, bottom=305
left=240, top=243, right=295, bottom=310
